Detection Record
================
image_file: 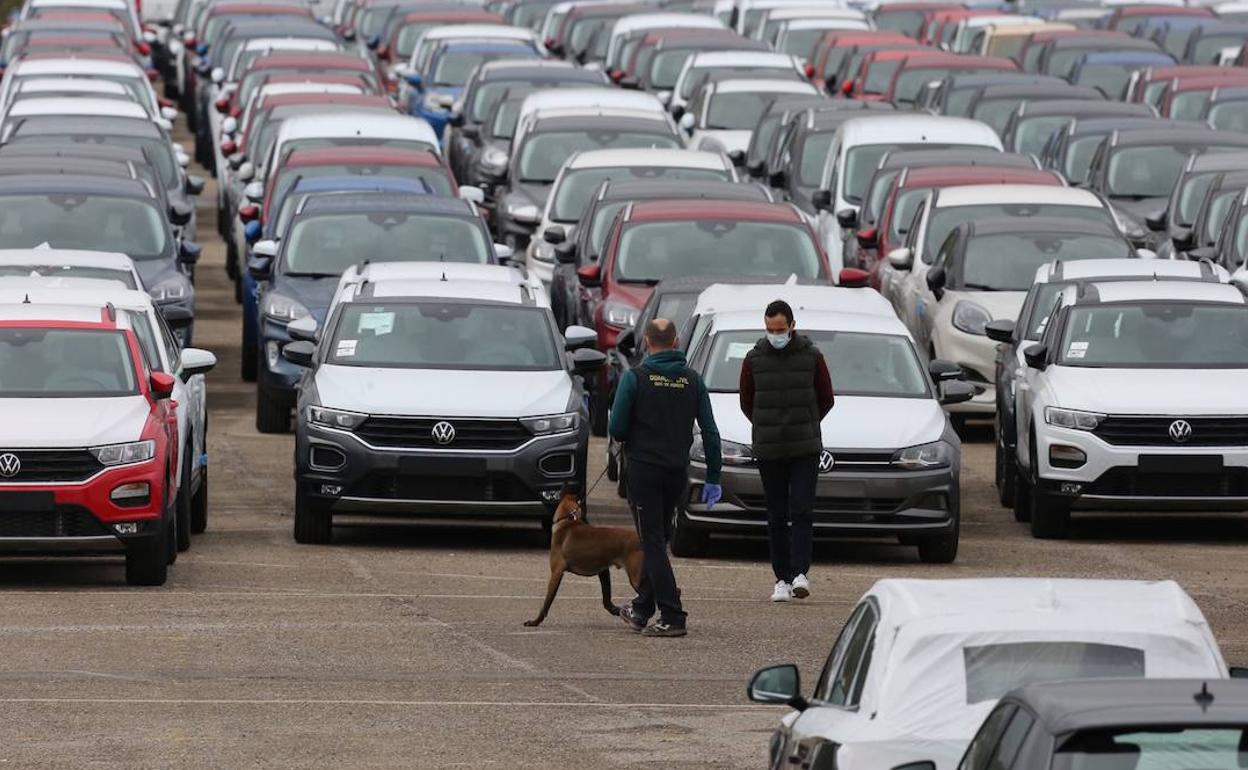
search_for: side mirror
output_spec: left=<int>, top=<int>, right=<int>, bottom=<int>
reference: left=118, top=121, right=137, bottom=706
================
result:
left=447, top=112, right=464, bottom=127
left=179, top=347, right=217, bottom=380
left=929, top=359, right=962, bottom=381
left=670, top=104, right=685, bottom=120
left=835, top=208, right=858, bottom=229
left=366, top=34, right=380, bottom=50
left=210, top=66, right=224, bottom=84
left=728, top=149, right=745, bottom=167
left=748, top=664, right=807, bottom=711
left=239, top=204, right=260, bottom=223
left=1171, top=227, right=1193, bottom=251
left=185, top=175, right=205, bottom=196
left=856, top=227, right=878, bottom=248
left=248, top=255, right=273, bottom=280
left=940, top=379, right=975, bottom=406
left=493, top=243, right=514, bottom=264
left=925, top=264, right=946, bottom=299
left=458, top=185, right=484, bottom=204
left=577, top=263, right=602, bottom=287
left=461, top=124, right=480, bottom=139
left=1145, top=209, right=1166, bottom=231
left=572, top=347, right=607, bottom=375
left=244, top=220, right=262, bottom=244
left=287, top=316, right=318, bottom=343
left=1188, top=245, right=1217, bottom=261
left=169, top=202, right=193, bottom=226
left=405, top=72, right=424, bottom=89
left=565, top=324, right=597, bottom=350
left=838, top=267, right=870, bottom=288
left=236, top=161, right=255, bottom=182
left=221, top=116, right=237, bottom=135
left=812, top=189, right=832, bottom=211
left=544, top=225, right=566, bottom=245
left=891, top=763, right=937, bottom=770
left=747, top=159, right=766, bottom=178
left=887, top=247, right=913, bottom=270
left=985, top=319, right=1015, bottom=344
left=179, top=241, right=201, bottom=264
left=1023, top=343, right=1048, bottom=370
left=282, top=340, right=315, bottom=367
left=150, top=371, right=176, bottom=400
left=1137, top=248, right=1158, bottom=259
left=555, top=241, right=577, bottom=264
left=244, top=181, right=264, bottom=202
left=161, top=105, right=179, bottom=122
left=616, top=327, right=635, bottom=356
left=679, top=112, right=695, bottom=132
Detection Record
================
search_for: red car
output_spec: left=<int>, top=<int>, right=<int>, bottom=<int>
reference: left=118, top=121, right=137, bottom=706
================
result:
left=222, top=52, right=382, bottom=116
left=848, top=47, right=936, bottom=100
left=1125, top=64, right=1231, bottom=103
left=233, top=92, right=394, bottom=158
left=884, top=52, right=1018, bottom=106
left=1158, top=74, right=1248, bottom=119
left=806, top=30, right=916, bottom=92
left=873, top=2, right=963, bottom=39
left=0, top=307, right=179, bottom=585
left=380, top=10, right=505, bottom=65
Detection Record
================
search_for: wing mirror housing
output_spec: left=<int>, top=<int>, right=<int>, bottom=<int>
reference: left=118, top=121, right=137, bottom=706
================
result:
left=929, top=359, right=962, bottom=381
left=572, top=347, right=607, bottom=375
left=1024, top=343, right=1048, bottom=370
left=670, top=104, right=685, bottom=120
left=458, top=185, right=485, bottom=204
left=856, top=227, right=877, bottom=248
left=728, top=149, right=745, bottom=167
left=679, top=112, right=695, bottom=132
left=405, top=72, right=423, bottom=89
left=838, top=268, right=870, bottom=288
left=835, top=207, right=858, bottom=229
left=925, top=264, right=946, bottom=300
left=287, top=316, right=318, bottom=343
left=493, top=243, right=514, bottom=264
left=940, top=379, right=975, bottom=406
left=555, top=242, right=577, bottom=264
left=179, top=241, right=202, bottom=264
left=615, top=327, right=635, bottom=356
left=179, top=348, right=217, bottom=381
left=244, top=220, right=262, bottom=244
left=150, top=371, right=176, bottom=400
left=565, top=324, right=597, bottom=351
left=236, top=161, right=255, bottom=182
left=576, top=263, right=601, bottom=287
left=185, top=174, right=205, bottom=196
left=221, top=116, right=237, bottom=135
left=748, top=664, right=807, bottom=711
left=887, top=247, right=913, bottom=270
left=169, top=202, right=193, bottom=226
left=985, top=319, right=1015, bottom=344
left=461, top=124, right=479, bottom=139
left=747, top=159, right=766, bottom=178
left=544, top=225, right=566, bottom=245
left=244, top=181, right=264, bottom=202
left=1145, top=208, right=1166, bottom=231
left=812, top=189, right=832, bottom=211
left=281, top=340, right=315, bottom=367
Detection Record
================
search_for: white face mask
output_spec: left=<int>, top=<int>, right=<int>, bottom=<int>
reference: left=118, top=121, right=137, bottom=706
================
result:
left=766, top=332, right=791, bottom=350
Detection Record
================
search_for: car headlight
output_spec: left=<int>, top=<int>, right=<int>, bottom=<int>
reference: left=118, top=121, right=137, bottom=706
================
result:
left=892, top=440, right=952, bottom=469
left=602, top=300, right=639, bottom=330
left=506, top=200, right=541, bottom=223
left=91, top=440, right=156, bottom=466
left=481, top=146, right=509, bottom=172
left=1045, top=407, right=1105, bottom=431
left=261, top=292, right=310, bottom=322
left=691, top=435, right=752, bottom=465
left=307, top=406, right=367, bottom=429
left=150, top=274, right=193, bottom=303
left=520, top=412, right=578, bottom=435
left=952, top=300, right=992, bottom=336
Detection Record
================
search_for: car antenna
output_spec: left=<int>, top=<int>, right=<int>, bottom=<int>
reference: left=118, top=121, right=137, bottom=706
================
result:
left=440, top=253, right=447, bottom=281
left=22, top=293, right=30, bottom=304
left=1194, top=682, right=1214, bottom=713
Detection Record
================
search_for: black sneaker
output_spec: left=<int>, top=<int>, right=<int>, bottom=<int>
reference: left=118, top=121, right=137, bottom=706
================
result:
left=641, top=621, right=687, bottom=638
left=619, top=604, right=647, bottom=632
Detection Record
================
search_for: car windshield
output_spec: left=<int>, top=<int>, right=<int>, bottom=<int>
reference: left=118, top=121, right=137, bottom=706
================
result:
left=275, top=163, right=453, bottom=201
left=0, top=194, right=168, bottom=259
left=863, top=59, right=901, bottom=95
left=706, top=89, right=795, bottom=130
left=799, top=131, right=836, bottom=186
left=1064, top=134, right=1111, bottom=185
left=283, top=212, right=489, bottom=275
left=974, top=97, right=1031, bottom=135
left=551, top=166, right=730, bottom=221
left=328, top=302, right=559, bottom=370
left=1171, top=89, right=1212, bottom=122
left=1207, top=100, right=1248, bottom=132
left=0, top=328, right=137, bottom=397
left=896, top=68, right=979, bottom=105
left=395, top=23, right=437, bottom=58
left=1060, top=302, right=1248, bottom=367
left=1015, top=116, right=1072, bottom=156
left=703, top=329, right=928, bottom=397
left=781, top=28, right=837, bottom=58
left=1107, top=145, right=1195, bottom=198
left=862, top=170, right=901, bottom=225
left=954, top=234, right=1130, bottom=291
left=651, top=50, right=699, bottom=89
left=434, top=49, right=533, bottom=87
left=470, top=80, right=596, bottom=124
left=517, top=131, right=680, bottom=183
left=615, top=220, right=821, bottom=283
left=927, top=203, right=1112, bottom=264
left=511, top=1, right=555, bottom=28
left=1180, top=172, right=1223, bottom=226
left=845, top=143, right=954, bottom=204
left=878, top=9, right=926, bottom=36
left=0, top=264, right=137, bottom=288
left=1194, top=33, right=1240, bottom=65
left=963, top=642, right=1144, bottom=704
left=1054, top=726, right=1248, bottom=769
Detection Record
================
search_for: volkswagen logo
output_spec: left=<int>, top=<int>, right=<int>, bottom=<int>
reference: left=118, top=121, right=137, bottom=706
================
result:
left=818, top=450, right=835, bottom=474
left=431, top=421, right=456, bottom=445
left=1169, top=419, right=1193, bottom=443
left=0, top=453, right=19, bottom=478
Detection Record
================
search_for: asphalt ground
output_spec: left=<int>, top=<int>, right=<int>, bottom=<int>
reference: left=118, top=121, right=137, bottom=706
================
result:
left=1, top=124, right=1247, bottom=769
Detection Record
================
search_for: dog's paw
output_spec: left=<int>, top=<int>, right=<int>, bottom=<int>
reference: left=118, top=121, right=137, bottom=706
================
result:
left=523, top=619, right=540, bottom=627
left=606, top=605, right=622, bottom=616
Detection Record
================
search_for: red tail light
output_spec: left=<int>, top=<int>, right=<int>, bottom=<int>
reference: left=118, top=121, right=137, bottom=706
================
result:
left=220, top=139, right=237, bottom=156
left=803, top=62, right=815, bottom=78
left=239, top=204, right=259, bottom=222
left=136, top=41, right=151, bottom=56
left=214, top=97, right=229, bottom=114
left=841, top=80, right=854, bottom=95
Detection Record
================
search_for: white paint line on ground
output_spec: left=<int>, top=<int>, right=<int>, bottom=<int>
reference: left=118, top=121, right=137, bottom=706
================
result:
left=0, top=590, right=851, bottom=604
left=0, top=697, right=772, bottom=710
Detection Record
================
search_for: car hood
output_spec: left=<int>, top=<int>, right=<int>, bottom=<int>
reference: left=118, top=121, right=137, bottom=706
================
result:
left=272, top=275, right=341, bottom=323
left=134, top=256, right=182, bottom=289
left=697, top=129, right=751, bottom=154
left=0, top=396, right=149, bottom=448
left=314, top=365, right=572, bottom=417
left=1047, top=366, right=1248, bottom=414
left=939, top=289, right=1027, bottom=323
left=1110, top=197, right=1163, bottom=234
left=513, top=181, right=551, bottom=209
left=710, top=393, right=946, bottom=450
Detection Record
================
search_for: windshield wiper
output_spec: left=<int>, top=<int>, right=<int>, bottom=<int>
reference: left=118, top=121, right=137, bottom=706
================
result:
left=961, top=282, right=1005, bottom=291
left=284, top=271, right=342, bottom=278
left=619, top=277, right=661, bottom=286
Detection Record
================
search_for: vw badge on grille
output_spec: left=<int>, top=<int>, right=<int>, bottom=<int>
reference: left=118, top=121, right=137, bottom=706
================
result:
left=0, top=453, right=19, bottom=478
left=1169, top=419, right=1193, bottom=443
left=818, top=450, right=835, bottom=473
left=431, top=421, right=456, bottom=445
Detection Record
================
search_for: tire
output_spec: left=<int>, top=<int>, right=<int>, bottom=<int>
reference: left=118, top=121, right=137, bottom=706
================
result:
left=996, top=438, right=1017, bottom=510
left=1028, top=434, right=1070, bottom=539
left=241, top=323, right=257, bottom=382
left=670, top=507, right=710, bottom=557
left=917, top=529, right=958, bottom=564
left=255, top=386, right=290, bottom=434
left=175, top=448, right=193, bottom=553
left=125, top=532, right=168, bottom=586
left=293, top=486, right=332, bottom=544
left=191, top=444, right=208, bottom=535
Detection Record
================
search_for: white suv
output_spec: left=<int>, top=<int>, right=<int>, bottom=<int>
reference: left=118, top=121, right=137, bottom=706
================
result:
left=1013, top=279, right=1248, bottom=538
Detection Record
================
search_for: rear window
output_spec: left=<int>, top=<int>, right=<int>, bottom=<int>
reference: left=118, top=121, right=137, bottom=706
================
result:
left=1055, top=726, right=1248, bottom=769
left=964, top=642, right=1145, bottom=704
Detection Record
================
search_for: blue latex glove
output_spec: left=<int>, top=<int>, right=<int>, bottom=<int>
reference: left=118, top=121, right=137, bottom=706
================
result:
left=702, top=483, right=722, bottom=509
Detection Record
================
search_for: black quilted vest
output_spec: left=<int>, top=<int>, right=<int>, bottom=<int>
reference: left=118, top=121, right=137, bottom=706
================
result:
left=746, top=334, right=821, bottom=461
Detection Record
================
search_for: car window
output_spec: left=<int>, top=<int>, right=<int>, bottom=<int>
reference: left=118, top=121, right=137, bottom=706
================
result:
left=960, top=705, right=1018, bottom=770
left=0, top=327, right=138, bottom=397
left=828, top=601, right=876, bottom=707
left=1053, top=726, right=1248, bottom=769
left=130, top=313, right=164, bottom=372
left=614, top=220, right=823, bottom=283
left=812, top=601, right=869, bottom=702
left=964, top=642, right=1145, bottom=704
left=156, top=312, right=182, bottom=375
left=284, top=213, right=490, bottom=275
left=989, top=707, right=1034, bottom=769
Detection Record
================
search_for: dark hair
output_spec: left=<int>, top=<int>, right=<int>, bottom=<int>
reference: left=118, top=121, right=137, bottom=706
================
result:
left=644, top=318, right=678, bottom=349
left=765, top=299, right=794, bottom=325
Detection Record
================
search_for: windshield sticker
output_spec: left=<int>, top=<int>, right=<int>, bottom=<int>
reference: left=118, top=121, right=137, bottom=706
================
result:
left=358, top=311, right=395, bottom=336
left=1066, top=342, right=1087, bottom=359
left=725, top=342, right=753, bottom=360
left=1069, top=341, right=1088, bottom=351
left=336, top=339, right=358, bottom=357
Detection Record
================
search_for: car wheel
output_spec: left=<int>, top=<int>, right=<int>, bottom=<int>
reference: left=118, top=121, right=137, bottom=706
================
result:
left=293, top=486, right=332, bottom=544
left=175, top=448, right=193, bottom=552
left=241, top=324, right=257, bottom=382
left=995, top=434, right=1017, bottom=510
left=255, top=386, right=290, bottom=434
left=917, top=530, right=958, bottom=563
left=191, top=457, right=208, bottom=534
left=1028, top=433, right=1070, bottom=539
left=670, top=507, right=709, bottom=557
left=125, top=531, right=168, bottom=586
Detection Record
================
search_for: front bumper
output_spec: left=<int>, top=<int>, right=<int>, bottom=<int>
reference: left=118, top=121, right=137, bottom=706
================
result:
left=297, top=420, right=585, bottom=519
left=683, top=459, right=957, bottom=536
left=258, top=316, right=302, bottom=398
left=932, top=324, right=995, bottom=414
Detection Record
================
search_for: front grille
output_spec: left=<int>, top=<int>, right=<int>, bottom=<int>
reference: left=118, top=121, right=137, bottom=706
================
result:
left=1085, top=467, right=1248, bottom=497
left=349, top=471, right=534, bottom=502
left=0, top=450, right=102, bottom=482
left=0, top=506, right=112, bottom=537
left=1093, top=416, right=1248, bottom=447
left=353, top=417, right=532, bottom=450
left=828, top=452, right=895, bottom=471
left=738, top=494, right=903, bottom=515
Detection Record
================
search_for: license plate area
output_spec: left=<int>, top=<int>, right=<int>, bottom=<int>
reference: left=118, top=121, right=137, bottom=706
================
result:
left=397, top=456, right=486, bottom=477
left=0, top=491, right=55, bottom=511
left=1137, top=455, right=1224, bottom=473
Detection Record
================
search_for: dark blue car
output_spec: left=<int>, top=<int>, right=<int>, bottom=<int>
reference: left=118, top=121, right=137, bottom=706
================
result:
left=406, top=40, right=542, bottom=139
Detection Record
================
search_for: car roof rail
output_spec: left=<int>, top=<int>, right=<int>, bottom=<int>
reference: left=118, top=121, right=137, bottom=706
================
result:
left=104, top=301, right=116, bottom=321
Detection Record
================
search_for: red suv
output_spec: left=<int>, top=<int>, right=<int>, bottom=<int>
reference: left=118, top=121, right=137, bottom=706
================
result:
left=574, top=199, right=829, bottom=432
left=0, top=305, right=179, bottom=585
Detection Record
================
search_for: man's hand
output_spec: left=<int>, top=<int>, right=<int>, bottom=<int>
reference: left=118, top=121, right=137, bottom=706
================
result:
left=702, top=483, right=722, bottom=509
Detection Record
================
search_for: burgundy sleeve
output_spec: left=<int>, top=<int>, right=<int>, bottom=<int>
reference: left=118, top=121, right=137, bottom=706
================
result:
left=815, top=353, right=835, bottom=417
left=739, top=357, right=755, bottom=421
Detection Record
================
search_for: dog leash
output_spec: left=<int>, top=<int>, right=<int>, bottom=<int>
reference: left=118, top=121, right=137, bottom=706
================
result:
left=584, top=464, right=610, bottom=498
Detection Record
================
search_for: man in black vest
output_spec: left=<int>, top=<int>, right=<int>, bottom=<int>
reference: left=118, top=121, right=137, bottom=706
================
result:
left=739, top=300, right=834, bottom=602
left=608, top=318, right=722, bottom=637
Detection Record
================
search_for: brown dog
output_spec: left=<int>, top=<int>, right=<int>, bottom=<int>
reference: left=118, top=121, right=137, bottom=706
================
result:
left=524, top=489, right=644, bottom=627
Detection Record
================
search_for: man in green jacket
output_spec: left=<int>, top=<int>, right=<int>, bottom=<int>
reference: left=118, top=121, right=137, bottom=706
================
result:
left=608, top=318, right=722, bottom=637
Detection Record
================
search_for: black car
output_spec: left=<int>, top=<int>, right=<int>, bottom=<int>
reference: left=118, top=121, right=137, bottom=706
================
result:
left=1180, top=169, right=1248, bottom=260
left=768, top=107, right=897, bottom=214
left=1000, top=98, right=1156, bottom=157
left=1038, top=116, right=1186, bottom=186
left=925, top=73, right=1064, bottom=117
left=964, top=83, right=1104, bottom=137
left=742, top=94, right=837, bottom=180
left=907, top=678, right=1248, bottom=770
left=1146, top=151, right=1248, bottom=258
left=633, top=33, right=768, bottom=93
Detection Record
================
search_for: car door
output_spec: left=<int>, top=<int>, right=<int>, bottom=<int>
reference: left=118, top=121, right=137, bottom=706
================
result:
left=892, top=197, right=929, bottom=330
left=159, top=310, right=203, bottom=486
left=1014, top=300, right=1064, bottom=475
left=914, top=228, right=958, bottom=356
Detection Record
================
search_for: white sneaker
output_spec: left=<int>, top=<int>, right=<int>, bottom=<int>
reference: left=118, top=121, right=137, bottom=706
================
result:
left=771, top=581, right=792, bottom=602
left=792, top=574, right=810, bottom=599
